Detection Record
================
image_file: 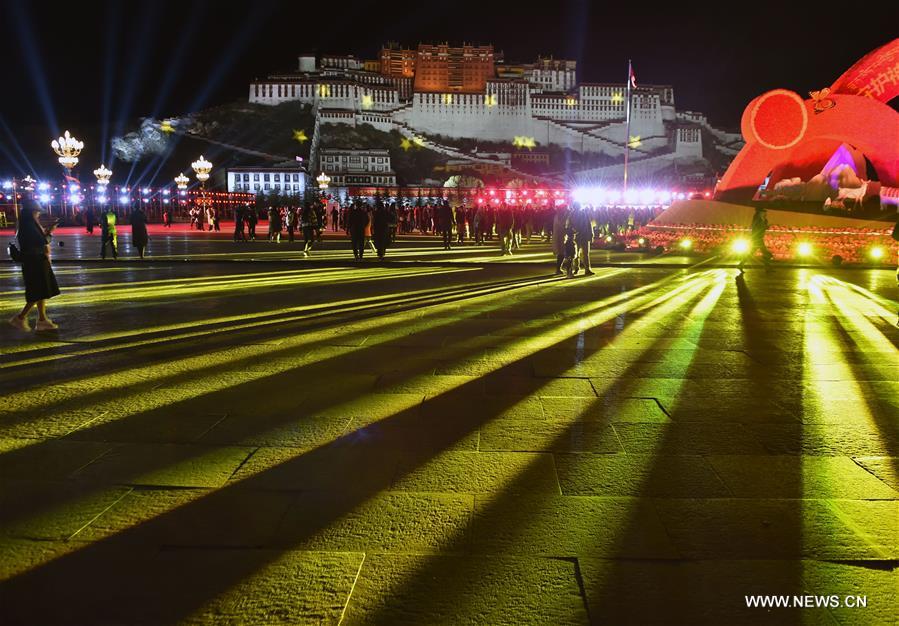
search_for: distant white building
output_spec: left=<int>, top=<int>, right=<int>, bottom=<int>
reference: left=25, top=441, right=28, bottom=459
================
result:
left=319, top=149, right=397, bottom=187
left=247, top=50, right=743, bottom=180
left=227, top=166, right=307, bottom=196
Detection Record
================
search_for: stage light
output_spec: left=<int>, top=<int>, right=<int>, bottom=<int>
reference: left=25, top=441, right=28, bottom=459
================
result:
left=624, top=190, right=638, bottom=205
left=731, top=238, right=750, bottom=254
left=2, top=181, right=11, bottom=189
left=119, top=195, right=129, bottom=204
left=605, top=235, right=613, bottom=242
left=162, top=189, right=170, bottom=196
left=797, top=242, right=813, bottom=257
left=68, top=194, right=81, bottom=205
left=572, top=187, right=589, bottom=205
left=98, top=195, right=108, bottom=204
left=638, top=237, right=646, bottom=245
left=39, top=193, right=51, bottom=203
left=142, top=188, right=150, bottom=195
left=639, top=189, right=654, bottom=205
left=38, top=182, right=50, bottom=191
left=679, top=238, right=692, bottom=250
left=869, top=246, right=885, bottom=260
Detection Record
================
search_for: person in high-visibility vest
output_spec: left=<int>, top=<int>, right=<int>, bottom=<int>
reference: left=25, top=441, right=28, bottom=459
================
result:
left=100, top=208, right=117, bottom=260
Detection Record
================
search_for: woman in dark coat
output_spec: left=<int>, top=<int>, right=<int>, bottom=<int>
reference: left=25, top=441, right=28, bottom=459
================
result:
left=131, top=206, right=149, bottom=259
left=372, top=203, right=391, bottom=260
left=9, top=201, right=61, bottom=331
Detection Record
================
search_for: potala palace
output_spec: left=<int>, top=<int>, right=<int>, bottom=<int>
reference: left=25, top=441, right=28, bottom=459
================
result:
left=248, top=44, right=744, bottom=184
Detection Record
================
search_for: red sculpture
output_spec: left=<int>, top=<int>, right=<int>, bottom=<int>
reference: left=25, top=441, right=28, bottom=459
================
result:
left=716, top=39, right=899, bottom=204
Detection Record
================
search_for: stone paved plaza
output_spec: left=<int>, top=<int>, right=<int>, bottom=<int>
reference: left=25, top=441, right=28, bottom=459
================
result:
left=0, top=240, right=897, bottom=624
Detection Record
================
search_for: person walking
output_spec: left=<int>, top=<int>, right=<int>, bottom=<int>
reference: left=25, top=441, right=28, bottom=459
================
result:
left=348, top=202, right=369, bottom=260
left=131, top=205, right=149, bottom=259
left=163, top=206, right=172, bottom=228
left=267, top=205, right=281, bottom=243
left=570, top=204, right=595, bottom=276
left=739, top=207, right=773, bottom=273
left=301, top=202, right=316, bottom=256
left=364, top=206, right=377, bottom=254
left=9, top=200, right=61, bottom=331
left=234, top=204, right=246, bottom=242
left=496, top=203, right=515, bottom=255
left=100, top=207, right=118, bottom=260
left=330, top=202, right=339, bottom=232
left=437, top=200, right=454, bottom=250
left=246, top=206, right=258, bottom=240
left=373, top=202, right=391, bottom=260
left=552, top=206, right=569, bottom=275
left=285, top=206, right=297, bottom=243
left=85, top=207, right=95, bottom=235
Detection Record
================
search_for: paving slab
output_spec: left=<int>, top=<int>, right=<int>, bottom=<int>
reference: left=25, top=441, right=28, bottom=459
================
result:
left=71, top=442, right=255, bottom=488
left=392, top=450, right=560, bottom=495
left=479, top=419, right=622, bottom=453
left=555, top=453, right=731, bottom=498
left=708, top=456, right=899, bottom=500
left=273, top=491, right=473, bottom=553
left=343, top=553, right=589, bottom=624
left=470, top=494, right=678, bottom=558
left=614, top=423, right=768, bottom=455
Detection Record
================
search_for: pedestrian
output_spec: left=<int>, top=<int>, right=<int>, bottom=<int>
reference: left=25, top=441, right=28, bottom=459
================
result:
left=496, top=203, right=514, bottom=255
left=330, top=202, right=339, bottom=232
left=301, top=202, right=316, bottom=256
left=562, top=224, right=579, bottom=278
left=373, top=202, right=391, bottom=260
left=163, top=206, right=172, bottom=228
left=268, top=205, right=281, bottom=243
left=9, top=200, right=61, bottom=331
left=213, top=207, right=221, bottom=232
left=131, top=205, right=149, bottom=259
left=100, top=207, right=118, bottom=260
left=246, top=206, right=258, bottom=240
left=348, top=202, right=369, bottom=260
left=85, top=207, right=95, bottom=235
left=739, top=207, right=773, bottom=273
left=438, top=200, right=454, bottom=250
left=571, top=204, right=595, bottom=276
left=234, top=204, right=246, bottom=242
left=206, top=206, right=215, bottom=231
left=286, top=206, right=297, bottom=243
left=552, top=206, right=569, bottom=274
left=364, top=206, right=377, bottom=253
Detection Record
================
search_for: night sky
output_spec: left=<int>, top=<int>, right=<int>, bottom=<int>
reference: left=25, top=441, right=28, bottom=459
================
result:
left=1, top=0, right=897, bottom=176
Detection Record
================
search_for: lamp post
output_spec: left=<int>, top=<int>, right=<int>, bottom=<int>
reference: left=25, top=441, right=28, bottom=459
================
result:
left=316, top=172, right=330, bottom=190
left=51, top=130, right=84, bottom=221
left=191, top=156, right=212, bottom=221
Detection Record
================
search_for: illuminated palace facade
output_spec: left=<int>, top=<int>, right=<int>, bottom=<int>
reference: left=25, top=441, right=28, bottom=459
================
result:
left=249, top=44, right=743, bottom=180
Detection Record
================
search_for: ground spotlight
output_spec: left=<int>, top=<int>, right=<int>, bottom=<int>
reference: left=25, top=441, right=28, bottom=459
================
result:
left=797, top=242, right=813, bottom=257
left=679, top=238, right=692, bottom=250
left=731, top=238, right=750, bottom=254
left=869, top=246, right=885, bottom=261
left=638, top=237, right=646, bottom=246
left=39, top=193, right=51, bottom=203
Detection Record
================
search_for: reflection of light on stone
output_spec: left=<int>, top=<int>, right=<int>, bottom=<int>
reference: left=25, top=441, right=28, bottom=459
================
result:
left=361, top=95, right=373, bottom=109
left=628, top=135, right=642, bottom=148
left=611, top=92, right=624, bottom=104
left=292, top=129, right=308, bottom=143
left=484, top=94, right=497, bottom=107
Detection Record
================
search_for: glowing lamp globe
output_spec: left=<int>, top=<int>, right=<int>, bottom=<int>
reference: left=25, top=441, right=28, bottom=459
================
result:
left=51, top=130, right=84, bottom=170
left=316, top=172, right=331, bottom=190
left=191, top=156, right=212, bottom=183
left=174, top=173, right=190, bottom=190
left=93, top=165, right=112, bottom=187
left=732, top=239, right=751, bottom=254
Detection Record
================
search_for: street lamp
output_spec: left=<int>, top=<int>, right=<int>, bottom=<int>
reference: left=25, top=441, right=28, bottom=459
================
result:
left=21, top=176, right=36, bottom=191
left=316, top=172, right=331, bottom=190
left=93, top=164, right=112, bottom=188
left=51, top=130, right=84, bottom=220
left=191, top=155, right=212, bottom=185
left=51, top=130, right=84, bottom=169
left=174, top=172, right=189, bottom=190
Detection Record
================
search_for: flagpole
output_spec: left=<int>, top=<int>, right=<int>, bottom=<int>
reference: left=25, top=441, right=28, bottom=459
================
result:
left=624, top=59, right=632, bottom=195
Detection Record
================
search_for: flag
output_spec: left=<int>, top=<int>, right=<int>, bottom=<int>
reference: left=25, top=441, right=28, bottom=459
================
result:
left=629, top=62, right=637, bottom=89
left=63, top=173, right=80, bottom=185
